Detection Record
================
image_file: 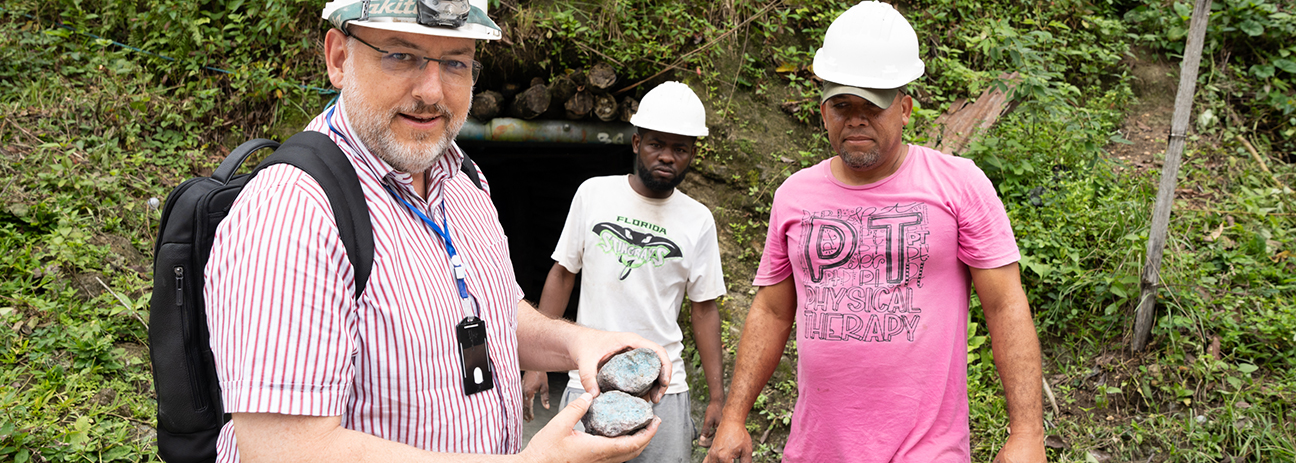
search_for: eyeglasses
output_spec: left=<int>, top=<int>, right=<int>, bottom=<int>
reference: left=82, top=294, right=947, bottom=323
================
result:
left=348, top=33, right=482, bottom=88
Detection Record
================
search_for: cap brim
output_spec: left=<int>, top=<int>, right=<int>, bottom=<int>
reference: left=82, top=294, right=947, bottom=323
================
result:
left=821, top=82, right=898, bottom=109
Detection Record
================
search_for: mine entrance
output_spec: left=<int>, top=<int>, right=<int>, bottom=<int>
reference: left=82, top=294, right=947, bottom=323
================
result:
left=460, top=140, right=634, bottom=320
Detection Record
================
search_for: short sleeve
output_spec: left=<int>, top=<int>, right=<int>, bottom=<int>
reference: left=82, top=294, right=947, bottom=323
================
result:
left=955, top=167, right=1021, bottom=269
left=753, top=186, right=794, bottom=286
left=550, top=181, right=588, bottom=273
left=687, top=215, right=727, bottom=302
left=205, top=165, right=357, bottom=417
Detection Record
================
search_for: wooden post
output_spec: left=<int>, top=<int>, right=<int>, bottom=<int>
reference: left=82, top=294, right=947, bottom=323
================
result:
left=1132, top=0, right=1213, bottom=352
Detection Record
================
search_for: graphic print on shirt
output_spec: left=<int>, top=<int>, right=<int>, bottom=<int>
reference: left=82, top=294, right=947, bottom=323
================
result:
left=592, top=217, right=683, bottom=280
left=798, top=202, right=929, bottom=343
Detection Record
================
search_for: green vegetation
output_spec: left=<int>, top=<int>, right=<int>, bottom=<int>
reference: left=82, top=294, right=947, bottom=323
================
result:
left=1, top=0, right=1293, bottom=461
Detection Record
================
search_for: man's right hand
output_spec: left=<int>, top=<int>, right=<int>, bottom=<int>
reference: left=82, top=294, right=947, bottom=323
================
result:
left=519, top=392, right=660, bottom=463
left=522, top=370, right=550, bottom=422
left=702, top=418, right=753, bottom=463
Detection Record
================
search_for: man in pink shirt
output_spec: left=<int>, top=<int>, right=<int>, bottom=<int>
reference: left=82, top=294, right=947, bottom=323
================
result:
left=705, top=2, right=1046, bottom=462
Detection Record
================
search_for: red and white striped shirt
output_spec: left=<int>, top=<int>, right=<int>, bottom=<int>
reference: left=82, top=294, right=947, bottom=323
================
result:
left=204, top=99, right=524, bottom=461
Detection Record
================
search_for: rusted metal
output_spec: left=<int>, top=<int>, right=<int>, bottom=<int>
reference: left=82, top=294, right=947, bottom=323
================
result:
left=458, top=118, right=635, bottom=144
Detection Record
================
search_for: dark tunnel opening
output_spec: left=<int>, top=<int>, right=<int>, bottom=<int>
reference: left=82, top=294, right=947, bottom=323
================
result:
left=460, top=140, right=634, bottom=320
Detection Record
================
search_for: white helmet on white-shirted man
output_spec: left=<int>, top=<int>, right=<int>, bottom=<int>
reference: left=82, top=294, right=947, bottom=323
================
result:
left=630, top=81, right=709, bottom=138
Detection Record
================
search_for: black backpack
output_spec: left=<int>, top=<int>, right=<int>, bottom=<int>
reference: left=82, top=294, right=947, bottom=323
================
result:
left=149, top=131, right=482, bottom=462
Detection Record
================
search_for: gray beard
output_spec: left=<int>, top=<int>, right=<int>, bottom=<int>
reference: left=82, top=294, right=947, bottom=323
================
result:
left=340, top=61, right=466, bottom=174
left=838, top=146, right=881, bottom=170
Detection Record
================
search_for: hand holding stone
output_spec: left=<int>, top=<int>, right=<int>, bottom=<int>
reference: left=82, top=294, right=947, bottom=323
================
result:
left=519, top=392, right=661, bottom=463
left=582, top=348, right=664, bottom=437
left=573, top=330, right=671, bottom=402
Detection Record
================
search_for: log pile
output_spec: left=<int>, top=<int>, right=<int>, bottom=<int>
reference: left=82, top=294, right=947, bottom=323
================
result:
left=470, top=64, right=641, bottom=123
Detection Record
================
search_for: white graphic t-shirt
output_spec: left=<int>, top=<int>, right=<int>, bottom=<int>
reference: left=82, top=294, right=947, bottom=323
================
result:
left=552, top=175, right=726, bottom=394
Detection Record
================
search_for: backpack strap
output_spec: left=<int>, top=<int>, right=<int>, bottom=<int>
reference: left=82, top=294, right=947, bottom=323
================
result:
left=254, top=131, right=375, bottom=298
left=245, top=134, right=482, bottom=297
left=213, top=138, right=280, bottom=184
left=460, top=153, right=483, bottom=191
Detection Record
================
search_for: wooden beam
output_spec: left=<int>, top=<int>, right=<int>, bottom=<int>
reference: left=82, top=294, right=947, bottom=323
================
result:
left=925, top=72, right=1020, bottom=155
left=1133, top=0, right=1213, bottom=352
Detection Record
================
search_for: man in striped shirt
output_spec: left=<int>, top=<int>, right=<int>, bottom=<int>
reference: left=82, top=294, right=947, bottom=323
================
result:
left=204, top=1, right=668, bottom=462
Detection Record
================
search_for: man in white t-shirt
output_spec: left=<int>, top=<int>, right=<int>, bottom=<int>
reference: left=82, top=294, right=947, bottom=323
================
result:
left=522, top=82, right=727, bottom=462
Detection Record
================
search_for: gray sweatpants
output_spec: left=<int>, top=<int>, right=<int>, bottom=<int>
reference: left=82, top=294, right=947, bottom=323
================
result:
left=561, top=387, right=697, bottom=463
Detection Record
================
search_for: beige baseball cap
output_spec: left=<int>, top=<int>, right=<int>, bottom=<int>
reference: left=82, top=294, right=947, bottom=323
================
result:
left=821, top=81, right=899, bottom=109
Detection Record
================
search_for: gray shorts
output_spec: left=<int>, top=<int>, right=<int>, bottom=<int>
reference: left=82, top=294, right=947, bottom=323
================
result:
left=561, top=387, right=697, bottom=463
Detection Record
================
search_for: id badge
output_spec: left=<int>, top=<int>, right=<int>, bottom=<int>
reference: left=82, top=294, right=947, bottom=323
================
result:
left=456, top=316, right=495, bottom=395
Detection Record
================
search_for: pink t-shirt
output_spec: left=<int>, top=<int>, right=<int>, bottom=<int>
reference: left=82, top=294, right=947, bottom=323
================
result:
left=754, top=145, right=1020, bottom=463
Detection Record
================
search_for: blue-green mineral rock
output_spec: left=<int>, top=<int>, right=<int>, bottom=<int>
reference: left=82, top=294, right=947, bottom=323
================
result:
left=582, top=390, right=654, bottom=437
left=596, top=348, right=661, bottom=397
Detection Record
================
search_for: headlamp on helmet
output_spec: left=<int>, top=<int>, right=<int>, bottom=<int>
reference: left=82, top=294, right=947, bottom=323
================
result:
left=417, top=0, right=470, bottom=28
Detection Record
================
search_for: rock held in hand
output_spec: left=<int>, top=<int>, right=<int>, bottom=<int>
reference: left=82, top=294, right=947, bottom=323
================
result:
left=596, top=348, right=661, bottom=397
left=582, top=390, right=654, bottom=437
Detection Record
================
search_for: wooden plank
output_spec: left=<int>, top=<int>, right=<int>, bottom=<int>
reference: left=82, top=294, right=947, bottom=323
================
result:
left=1133, top=0, right=1213, bottom=352
left=926, top=72, right=1020, bottom=155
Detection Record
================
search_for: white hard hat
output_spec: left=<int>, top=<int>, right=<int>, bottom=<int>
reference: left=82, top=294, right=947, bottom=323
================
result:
left=630, top=82, right=709, bottom=137
left=813, top=1, right=924, bottom=90
left=322, top=0, right=501, bottom=41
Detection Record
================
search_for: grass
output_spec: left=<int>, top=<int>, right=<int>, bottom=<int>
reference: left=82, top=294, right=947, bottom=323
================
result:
left=2, top=1, right=1295, bottom=462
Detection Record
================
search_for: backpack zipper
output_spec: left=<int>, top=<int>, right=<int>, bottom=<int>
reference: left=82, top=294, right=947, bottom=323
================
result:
left=174, top=264, right=213, bottom=412
left=174, top=266, right=184, bottom=306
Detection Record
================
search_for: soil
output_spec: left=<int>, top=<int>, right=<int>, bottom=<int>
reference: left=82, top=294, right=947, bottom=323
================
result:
left=678, top=68, right=824, bottom=322
left=1108, top=48, right=1177, bottom=176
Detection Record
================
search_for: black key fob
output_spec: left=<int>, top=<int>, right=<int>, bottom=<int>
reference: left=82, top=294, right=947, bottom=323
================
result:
left=456, top=316, right=494, bottom=395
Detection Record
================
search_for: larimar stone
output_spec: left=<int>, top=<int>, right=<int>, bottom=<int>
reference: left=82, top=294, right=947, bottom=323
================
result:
left=596, top=348, right=661, bottom=397
left=582, top=390, right=654, bottom=437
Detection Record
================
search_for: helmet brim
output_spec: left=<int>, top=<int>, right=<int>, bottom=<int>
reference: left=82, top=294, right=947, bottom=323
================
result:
left=813, top=51, right=924, bottom=90
left=324, top=2, right=502, bottom=41
left=630, top=117, right=709, bottom=138
left=343, top=18, right=501, bottom=40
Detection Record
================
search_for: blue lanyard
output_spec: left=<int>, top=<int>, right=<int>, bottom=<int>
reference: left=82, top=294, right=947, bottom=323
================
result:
left=325, top=105, right=353, bottom=150
left=325, top=103, right=478, bottom=317
left=384, top=186, right=473, bottom=302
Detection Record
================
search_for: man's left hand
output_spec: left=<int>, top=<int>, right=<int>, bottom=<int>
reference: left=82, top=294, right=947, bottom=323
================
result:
left=573, top=331, right=671, bottom=403
left=698, top=397, right=724, bottom=447
left=993, top=431, right=1047, bottom=463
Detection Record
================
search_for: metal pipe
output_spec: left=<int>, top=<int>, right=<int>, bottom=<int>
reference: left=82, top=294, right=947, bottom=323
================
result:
left=457, top=118, right=635, bottom=144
